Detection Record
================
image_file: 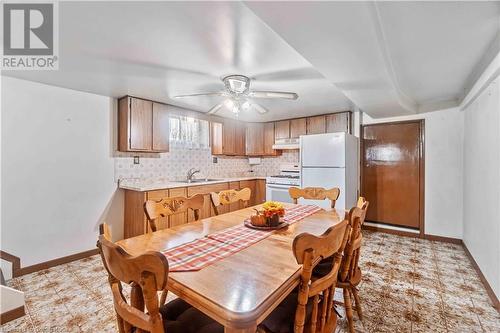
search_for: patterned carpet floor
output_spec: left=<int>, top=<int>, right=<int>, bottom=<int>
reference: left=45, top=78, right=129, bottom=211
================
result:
left=1, top=231, right=499, bottom=332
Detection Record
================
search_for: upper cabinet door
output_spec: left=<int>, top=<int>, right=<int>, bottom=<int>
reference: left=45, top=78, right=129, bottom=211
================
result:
left=307, top=115, right=326, bottom=134
left=129, top=98, right=153, bottom=151
left=235, top=121, right=246, bottom=156
left=326, top=112, right=352, bottom=133
left=211, top=122, right=223, bottom=155
left=152, top=103, right=169, bottom=152
left=222, top=119, right=236, bottom=155
left=246, top=123, right=264, bottom=156
left=264, top=122, right=279, bottom=156
left=274, top=120, right=290, bottom=140
left=290, top=118, right=307, bottom=138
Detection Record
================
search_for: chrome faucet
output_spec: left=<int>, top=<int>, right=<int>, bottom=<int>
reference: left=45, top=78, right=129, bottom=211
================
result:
left=186, top=168, right=201, bottom=183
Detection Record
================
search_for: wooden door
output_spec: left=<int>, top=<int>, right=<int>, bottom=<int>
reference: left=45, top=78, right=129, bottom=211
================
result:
left=130, top=98, right=153, bottom=150
left=307, top=115, right=326, bottom=134
left=361, top=121, right=424, bottom=230
left=274, top=120, right=290, bottom=140
left=246, top=123, right=264, bottom=156
left=290, top=118, right=307, bottom=138
left=152, top=103, right=170, bottom=152
left=326, top=112, right=351, bottom=133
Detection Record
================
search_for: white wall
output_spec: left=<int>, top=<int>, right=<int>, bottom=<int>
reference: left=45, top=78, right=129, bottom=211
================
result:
left=361, top=107, right=464, bottom=239
left=1, top=76, right=123, bottom=270
left=462, top=78, right=500, bottom=298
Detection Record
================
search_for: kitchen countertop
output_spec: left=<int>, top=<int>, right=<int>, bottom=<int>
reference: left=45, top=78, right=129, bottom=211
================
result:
left=119, top=176, right=267, bottom=192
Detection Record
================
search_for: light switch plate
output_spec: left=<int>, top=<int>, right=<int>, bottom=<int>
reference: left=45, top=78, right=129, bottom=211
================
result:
left=133, top=156, right=140, bottom=164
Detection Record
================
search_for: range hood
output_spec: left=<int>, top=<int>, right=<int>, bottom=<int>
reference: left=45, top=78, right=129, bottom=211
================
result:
left=272, top=138, right=300, bottom=150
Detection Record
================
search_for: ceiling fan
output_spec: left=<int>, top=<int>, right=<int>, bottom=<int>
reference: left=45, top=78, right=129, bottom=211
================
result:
left=173, top=74, right=299, bottom=115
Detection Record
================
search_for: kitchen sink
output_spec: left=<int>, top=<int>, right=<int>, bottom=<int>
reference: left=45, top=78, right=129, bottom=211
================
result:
left=177, top=178, right=222, bottom=184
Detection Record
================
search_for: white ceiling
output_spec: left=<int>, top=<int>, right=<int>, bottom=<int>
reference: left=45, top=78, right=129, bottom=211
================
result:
left=2, top=1, right=499, bottom=120
left=246, top=1, right=500, bottom=117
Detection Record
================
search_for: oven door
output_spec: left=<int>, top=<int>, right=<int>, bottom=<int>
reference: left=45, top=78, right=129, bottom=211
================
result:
left=266, top=184, right=294, bottom=203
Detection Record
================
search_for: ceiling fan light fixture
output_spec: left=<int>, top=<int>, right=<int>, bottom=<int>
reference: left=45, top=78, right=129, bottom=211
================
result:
left=223, top=75, right=250, bottom=94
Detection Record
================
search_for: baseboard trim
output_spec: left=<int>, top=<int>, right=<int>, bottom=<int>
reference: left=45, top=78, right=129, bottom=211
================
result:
left=362, top=224, right=421, bottom=239
left=0, top=251, right=21, bottom=279
left=462, top=243, right=500, bottom=313
left=0, top=306, right=25, bottom=325
left=13, top=249, right=99, bottom=277
left=362, top=225, right=462, bottom=244
left=423, top=234, right=462, bottom=245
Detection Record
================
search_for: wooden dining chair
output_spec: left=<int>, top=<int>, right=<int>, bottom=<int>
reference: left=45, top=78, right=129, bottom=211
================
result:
left=356, top=197, right=369, bottom=223
left=144, top=194, right=204, bottom=232
left=259, top=219, right=350, bottom=333
left=97, top=223, right=223, bottom=333
left=336, top=206, right=365, bottom=333
left=289, top=187, right=341, bottom=208
left=210, top=187, right=251, bottom=215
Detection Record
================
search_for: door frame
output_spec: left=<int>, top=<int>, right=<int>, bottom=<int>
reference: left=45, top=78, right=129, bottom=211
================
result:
left=360, top=119, right=425, bottom=237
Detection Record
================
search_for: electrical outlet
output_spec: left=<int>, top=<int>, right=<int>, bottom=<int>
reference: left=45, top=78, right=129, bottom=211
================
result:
left=133, top=156, right=140, bottom=164
left=212, top=157, right=218, bottom=163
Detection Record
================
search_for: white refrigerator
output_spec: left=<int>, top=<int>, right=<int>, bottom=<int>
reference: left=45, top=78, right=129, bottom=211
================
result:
left=300, top=132, right=359, bottom=210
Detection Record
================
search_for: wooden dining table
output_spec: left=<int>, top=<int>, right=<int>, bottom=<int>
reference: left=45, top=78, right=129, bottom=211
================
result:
left=117, top=202, right=346, bottom=333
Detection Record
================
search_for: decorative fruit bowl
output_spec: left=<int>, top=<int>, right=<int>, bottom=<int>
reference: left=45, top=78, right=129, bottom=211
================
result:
left=244, top=201, right=288, bottom=230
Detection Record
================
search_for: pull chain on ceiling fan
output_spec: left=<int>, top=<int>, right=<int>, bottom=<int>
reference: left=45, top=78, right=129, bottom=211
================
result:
left=173, top=74, right=298, bottom=115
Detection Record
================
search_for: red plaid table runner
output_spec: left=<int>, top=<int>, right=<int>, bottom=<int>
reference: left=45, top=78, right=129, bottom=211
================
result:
left=162, top=205, right=322, bottom=272
left=281, top=204, right=323, bottom=224
left=163, top=238, right=243, bottom=272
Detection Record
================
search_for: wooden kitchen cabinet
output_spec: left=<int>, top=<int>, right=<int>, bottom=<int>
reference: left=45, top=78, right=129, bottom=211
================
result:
left=152, top=103, right=170, bottom=151
left=188, top=182, right=229, bottom=220
left=290, top=118, right=307, bottom=138
left=228, top=181, right=241, bottom=211
left=240, top=180, right=257, bottom=206
left=255, top=179, right=267, bottom=205
left=222, top=119, right=236, bottom=155
left=211, top=119, right=246, bottom=156
left=274, top=120, right=290, bottom=140
left=326, top=112, right=352, bottom=133
left=123, top=179, right=267, bottom=238
left=264, top=122, right=280, bottom=156
left=211, top=122, right=223, bottom=155
left=167, top=187, right=188, bottom=228
left=118, top=96, right=170, bottom=152
left=246, top=123, right=265, bottom=156
left=307, top=115, right=326, bottom=134
left=235, top=121, right=246, bottom=156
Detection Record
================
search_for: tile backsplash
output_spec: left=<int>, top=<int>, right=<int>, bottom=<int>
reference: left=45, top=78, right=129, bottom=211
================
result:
left=114, top=149, right=299, bottom=182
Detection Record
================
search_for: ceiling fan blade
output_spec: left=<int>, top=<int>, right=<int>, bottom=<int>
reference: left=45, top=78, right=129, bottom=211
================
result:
left=252, top=67, right=324, bottom=82
left=253, top=103, right=269, bottom=114
left=207, top=102, right=224, bottom=115
left=174, top=92, right=227, bottom=98
left=248, top=91, right=298, bottom=100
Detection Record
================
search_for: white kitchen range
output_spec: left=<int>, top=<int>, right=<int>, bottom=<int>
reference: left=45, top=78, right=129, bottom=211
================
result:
left=265, top=163, right=301, bottom=203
